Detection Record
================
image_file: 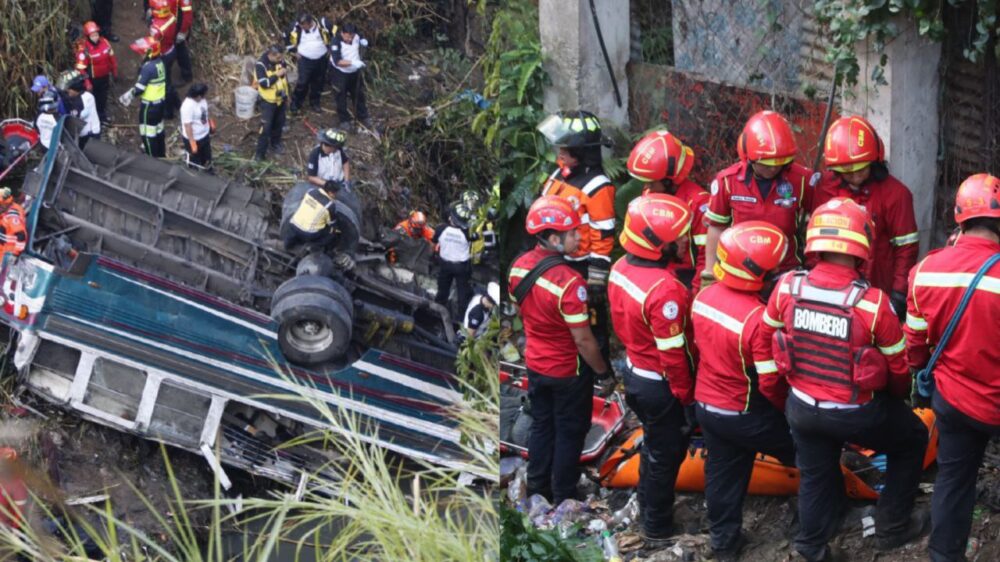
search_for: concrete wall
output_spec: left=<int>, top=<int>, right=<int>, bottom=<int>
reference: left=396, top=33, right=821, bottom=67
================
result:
left=539, top=0, right=629, bottom=130
left=842, top=17, right=942, bottom=253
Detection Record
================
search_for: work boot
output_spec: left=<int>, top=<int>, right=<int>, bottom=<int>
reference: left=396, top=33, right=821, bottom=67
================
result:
left=271, top=143, right=286, bottom=155
left=713, top=533, right=747, bottom=562
left=875, top=509, right=930, bottom=551
left=640, top=523, right=678, bottom=550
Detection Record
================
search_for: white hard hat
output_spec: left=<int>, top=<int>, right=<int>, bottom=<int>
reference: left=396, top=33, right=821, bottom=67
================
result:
left=487, top=282, right=500, bottom=305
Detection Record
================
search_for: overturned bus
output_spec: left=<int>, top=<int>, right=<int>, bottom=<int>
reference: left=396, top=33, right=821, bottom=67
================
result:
left=1, top=118, right=488, bottom=487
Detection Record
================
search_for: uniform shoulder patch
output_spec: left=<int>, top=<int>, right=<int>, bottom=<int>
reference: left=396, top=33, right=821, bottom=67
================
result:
left=710, top=179, right=719, bottom=196
left=576, top=286, right=588, bottom=302
left=662, top=300, right=679, bottom=320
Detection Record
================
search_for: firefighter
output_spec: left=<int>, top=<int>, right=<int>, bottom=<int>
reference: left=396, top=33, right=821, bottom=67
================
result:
left=148, top=0, right=180, bottom=119
left=905, top=173, right=1000, bottom=562
left=463, top=281, right=499, bottom=339
left=286, top=13, right=335, bottom=113
left=120, top=36, right=167, bottom=158
left=536, top=110, right=615, bottom=384
left=813, top=116, right=918, bottom=318
left=703, top=110, right=814, bottom=289
left=75, top=21, right=118, bottom=125
left=691, top=221, right=795, bottom=561
left=508, top=195, right=612, bottom=504
left=607, top=193, right=695, bottom=545
left=433, top=203, right=474, bottom=309
left=626, top=129, right=710, bottom=290
left=282, top=180, right=342, bottom=252
left=760, top=198, right=928, bottom=561
left=306, top=129, right=351, bottom=188
left=0, top=188, right=26, bottom=257
left=254, top=45, right=290, bottom=160
left=394, top=211, right=434, bottom=242
left=171, top=0, right=194, bottom=83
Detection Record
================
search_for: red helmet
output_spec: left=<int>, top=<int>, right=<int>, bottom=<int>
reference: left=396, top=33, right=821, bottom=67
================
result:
left=805, top=197, right=873, bottom=260
left=150, top=0, right=172, bottom=17
left=83, top=21, right=101, bottom=36
left=824, top=116, right=884, bottom=173
left=409, top=211, right=427, bottom=227
left=954, top=173, right=1000, bottom=225
left=626, top=130, right=695, bottom=184
left=525, top=195, right=579, bottom=235
left=713, top=221, right=788, bottom=291
left=619, top=193, right=692, bottom=260
left=738, top=110, right=797, bottom=166
left=130, top=35, right=162, bottom=58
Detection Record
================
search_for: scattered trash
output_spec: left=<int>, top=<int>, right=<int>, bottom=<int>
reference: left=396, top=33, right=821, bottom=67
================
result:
left=587, top=518, right=608, bottom=533
left=611, top=493, right=639, bottom=529
left=408, top=72, right=421, bottom=82
left=966, top=537, right=980, bottom=558
left=506, top=468, right=526, bottom=507
left=527, top=494, right=552, bottom=522
left=919, top=482, right=935, bottom=494
left=601, top=530, right=622, bottom=562
left=550, top=498, right=587, bottom=527
left=500, top=456, right=525, bottom=485
left=455, top=89, right=491, bottom=110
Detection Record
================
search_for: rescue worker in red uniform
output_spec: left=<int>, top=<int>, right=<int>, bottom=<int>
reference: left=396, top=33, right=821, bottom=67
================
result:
left=704, top=110, right=814, bottom=289
left=75, top=21, right=118, bottom=125
left=508, top=196, right=612, bottom=504
left=905, top=174, right=1000, bottom=562
left=168, top=0, right=194, bottom=83
left=607, top=193, right=695, bottom=545
left=148, top=0, right=180, bottom=119
left=394, top=211, right=434, bottom=242
left=626, top=130, right=710, bottom=290
left=813, top=116, right=919, bottom=318
left=761, top=198, right=928, bottom=561
left=692, top=221, right=795, bottom=561
left=0, top=188, right=26, bottom=257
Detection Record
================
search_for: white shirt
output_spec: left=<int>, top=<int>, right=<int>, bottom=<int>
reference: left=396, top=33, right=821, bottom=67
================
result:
left=36, top=114, right=57, bottom=149
left=437, top=226, right=471, bottom=263
left=338, top=37, right=363, bottom=74
left=180, top=98, right=210, bottom=141
left=297, top=26, right=328, bottom=60
left=80, top=91, right=100, bottom=136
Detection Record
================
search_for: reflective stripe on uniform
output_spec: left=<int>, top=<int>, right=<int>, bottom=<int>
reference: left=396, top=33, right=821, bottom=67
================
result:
left=704, top=209, right=731, bottom=224
left=913, top=271, right=1000, bottom=294
left=655, top=333, right=686, bottom=350
left=581, top=174, right=611, bottom=196
left=754, top=360, right=778, bottom=374
left=609, top=270, right=649, bottom=306
left=138, top=122, right=164, bottom=137
left=891, top=232, right=919, bottom=246
left=855, top=299, right=879, bottom=314
left=563, top=311, right=588, bottom=324
left=905, top=313, right=928, bottom=331
left=762, top=310, right=784, bottom=328
left=590, top=218, right=615, bottom=230
left=691, top=300, right=744, bottom=335
left=692, top=234, right=707, bottom=246
left=878, top=336, right=906, bottom=356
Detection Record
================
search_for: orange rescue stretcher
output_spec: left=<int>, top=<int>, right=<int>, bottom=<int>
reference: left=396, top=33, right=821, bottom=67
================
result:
left=599, top=408, right=939, bottom=500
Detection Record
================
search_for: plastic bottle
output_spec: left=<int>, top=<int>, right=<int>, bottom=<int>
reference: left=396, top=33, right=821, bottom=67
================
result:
left=610, top=494, right=639, bottom=528
left=601, top=531, right=622, bottom=562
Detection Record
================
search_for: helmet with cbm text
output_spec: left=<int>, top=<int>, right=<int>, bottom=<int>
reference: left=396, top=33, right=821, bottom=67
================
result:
left=619, top=193, right=692, bottom=260
left=713, top=221, right=789, bottom=291
left=824, top=115, right=885, bottom=173
left=626, top=130, right=695, bottom=184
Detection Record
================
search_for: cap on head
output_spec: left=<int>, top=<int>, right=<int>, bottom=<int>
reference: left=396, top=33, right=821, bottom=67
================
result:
left=31, top=75, right=50, bottom=93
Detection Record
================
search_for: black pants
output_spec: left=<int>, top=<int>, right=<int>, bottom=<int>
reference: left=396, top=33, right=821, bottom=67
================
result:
left=91, top=0, right=113, bottom=31
left=698, top=401, right=796, bottom=551
left=282, top=224, right=335, bottom=253
left=162, top=49, right=180, bottom=120
left=292, top=56, right=327, bottom=111
left=623, top=368, right=689, bottom=536
left=929, top=391, right=1000, bottom=562
left=436, top=260, right=471, bottom=308
left=786, top=391, right=928, bottom=562
left=91, top=76, right=110, bottom=124
left=175, top=39, right=193, bottom=82
left=78, top=132, right=99, bottom=150
left=331, top=68, right=368, bottom=122
left=138, top=101, right=165, bottom=157
left=185, top=135, right=212, bottom=169
left=255, top=100, right=286, bottom=159
left=526, top=369, right=592, bottom=504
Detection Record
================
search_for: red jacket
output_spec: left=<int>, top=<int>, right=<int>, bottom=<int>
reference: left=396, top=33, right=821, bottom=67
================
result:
left=693, top=283, right=787, bottom=411
left=706, top=161, right=814, bottom=272
left=812, top=172, right=919, bottom=295
left=541, top=167, right=616, bottom=264
left=169, top=0, right=194, bottom=35
left=75, top=37, right=118, bottom=80
left=761, top=261, right=909, bottom=405
left=151, top=14, right=178, bottom=55
left=646, top=179, right=710, bottom=282
left=608, top=255, right=695, bottom=404
left=509, top=247, right=589, bottom=378
left=905, top=235, right=1000, bottom=425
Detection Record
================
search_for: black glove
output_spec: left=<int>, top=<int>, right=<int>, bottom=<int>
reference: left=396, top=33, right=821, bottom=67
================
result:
left=594, top=371, right=616, bottom=398
left=324, top=180, right=343, bottom=193
left=890, top=290, right=907, bottom=323
left=681, top=404, right=699, bottom=436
